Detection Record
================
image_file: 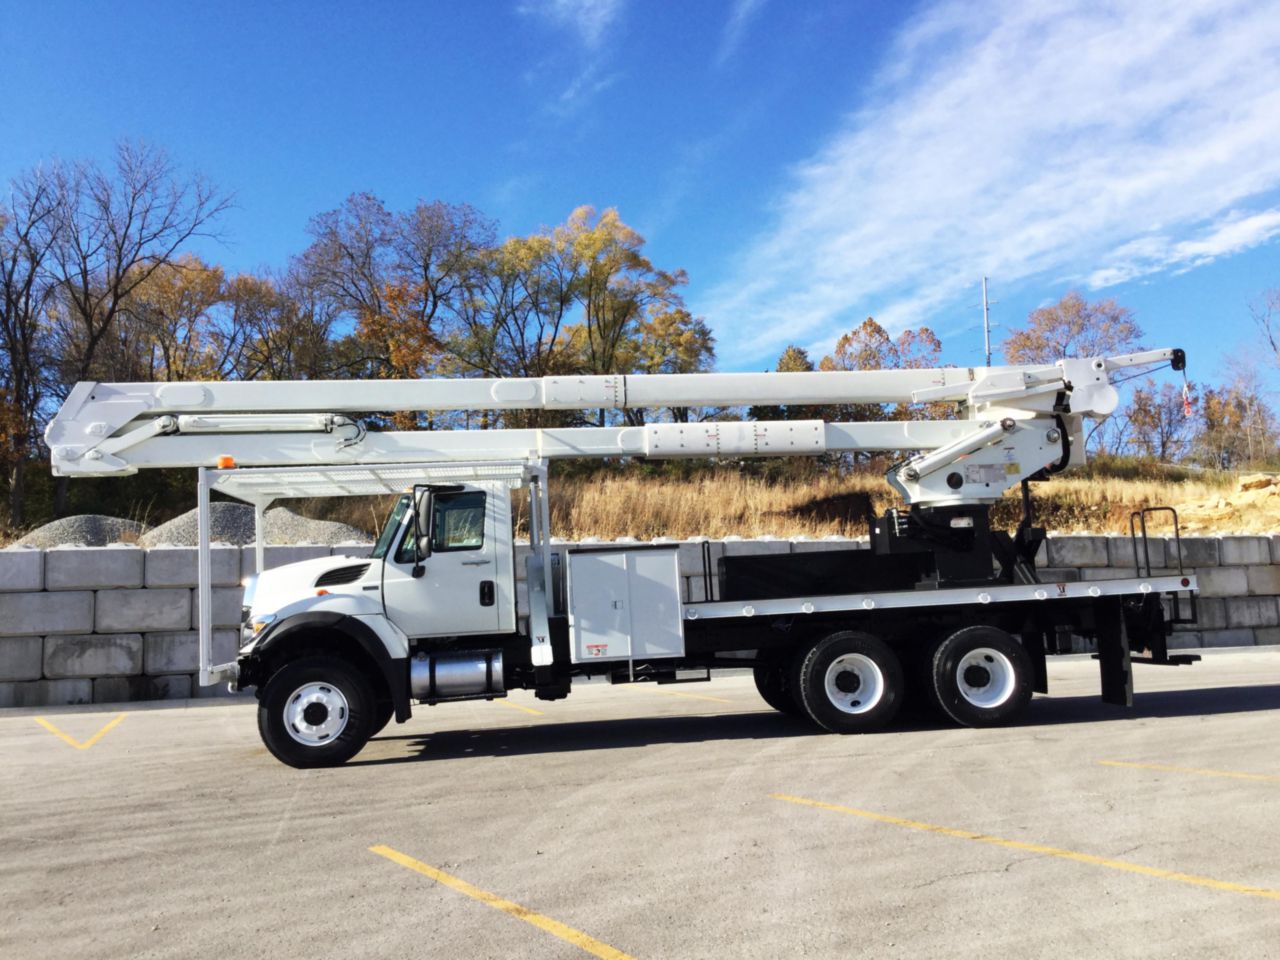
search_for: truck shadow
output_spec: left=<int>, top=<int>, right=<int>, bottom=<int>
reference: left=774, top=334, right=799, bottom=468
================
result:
left=351, top=712, right=816, bottom=765
left=350, top=683, right=1280, bottom=765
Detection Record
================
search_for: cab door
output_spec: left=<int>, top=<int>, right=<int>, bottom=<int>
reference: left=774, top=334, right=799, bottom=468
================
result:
left=380, top=487, right=502, bottom=637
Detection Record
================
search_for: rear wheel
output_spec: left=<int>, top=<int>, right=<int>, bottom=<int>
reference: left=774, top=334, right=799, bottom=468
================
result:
left=928, top=625, right=1032, bottom=727
left=258, top=655, right=376, bottom=768
left=791, top=631, right=903, bottom=733
left=753, top=662, right=802, bottom=717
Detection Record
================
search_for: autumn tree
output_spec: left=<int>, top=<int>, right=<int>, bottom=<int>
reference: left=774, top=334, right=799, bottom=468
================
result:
left=0, top=168, right=61, bottom=525
left=750, top=344, right=816, bottom=422
left=1002, top=292, right=1143, bottom=364
left=631, top=307, right=715, bottom=423
left=818, top=317, right=944, bottom=421
left=1124, top=379, right=1195, bottom=461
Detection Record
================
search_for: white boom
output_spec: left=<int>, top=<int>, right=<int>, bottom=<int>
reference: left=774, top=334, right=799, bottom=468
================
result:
left=46, top=348, right=1183, bottom=506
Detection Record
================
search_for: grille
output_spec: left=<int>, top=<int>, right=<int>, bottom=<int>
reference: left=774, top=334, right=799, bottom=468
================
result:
left=314, top=563, right=371, bottom=587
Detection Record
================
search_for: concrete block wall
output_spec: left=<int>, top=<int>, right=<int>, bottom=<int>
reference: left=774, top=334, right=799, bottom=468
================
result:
left=3, top=535, right=1277, bottom=706
left=0, top=541, right=369, bottom=708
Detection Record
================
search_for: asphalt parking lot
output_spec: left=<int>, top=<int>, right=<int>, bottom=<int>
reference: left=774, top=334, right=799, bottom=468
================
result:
left=2, top=651, right=1279, bottom=960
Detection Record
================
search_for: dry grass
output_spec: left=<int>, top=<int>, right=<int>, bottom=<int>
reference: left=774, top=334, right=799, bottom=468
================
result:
left=4, top=466, right=1252, bottom=546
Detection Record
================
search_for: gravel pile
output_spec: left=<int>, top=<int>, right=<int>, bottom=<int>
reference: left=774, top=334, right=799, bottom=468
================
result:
left=17, top=515, right=148, bottom=548
left=139, top=503, right=369, bottom=547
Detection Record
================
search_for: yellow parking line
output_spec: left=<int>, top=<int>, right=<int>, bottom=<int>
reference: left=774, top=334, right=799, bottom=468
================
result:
left=370, top=845, right=635, bottom=959
left=34, top=713, right=128, bottom=750
left=1100, top=760, right=1280, bottom=783
left=771, top=793, right=1280, bottom=902
left=494, top=698, right=545, bottom=717
left=628, top=685, right=732, bottom=705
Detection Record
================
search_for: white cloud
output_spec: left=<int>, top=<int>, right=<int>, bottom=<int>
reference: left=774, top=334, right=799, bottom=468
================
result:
left=698, top=0, right=1280, bottom=366
left=518, top=0, right=626, bottom=114
left=518, top=0, right=624, bottom=49
left=717, top=0, right=768, bottom=67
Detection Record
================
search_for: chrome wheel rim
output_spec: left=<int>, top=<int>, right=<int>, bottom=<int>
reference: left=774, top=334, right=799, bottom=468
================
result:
left=955, top=647, right=1016, bottom=709
left=823, top=653, right=884, bottom=715
left=284, top=682, right=350, bottom=746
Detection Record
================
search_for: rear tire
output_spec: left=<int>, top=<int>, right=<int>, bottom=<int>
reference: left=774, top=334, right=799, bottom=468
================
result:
left=928, top=625, right=1032, bottom=727
left=258, top=655, right=376, bottom=768
left=791, top=631, right=903, bottom=733
left=753, top=663, right=803, bottom=717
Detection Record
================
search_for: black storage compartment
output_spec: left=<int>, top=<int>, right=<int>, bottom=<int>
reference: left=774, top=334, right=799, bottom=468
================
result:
left=718, top=549, right=932, bottom=601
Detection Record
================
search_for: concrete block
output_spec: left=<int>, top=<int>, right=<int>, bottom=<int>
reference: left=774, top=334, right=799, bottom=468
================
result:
left=1107, top=536, right=1165, bottom=571
left=791, top=537, right=869, bottom=553
left=191, top=587, right=247, bottom=630
left=45, top=545, right=143, bottom=590
left=1045, top=536, right=1109, bottom=568
left=721, top=538, right=792, bottom=557
left=144, top=545, right=240, bottom=587
left=0, top=678, right=92, bottom=707
left=676, top=540, right=721, bottom=576
left=1080, top=568, right=1137, bottom=581
left=516, top=580, right=530, bottom=618
left=1171, top=597, right=1225, bottom=631
left=0, top=636, right=43, bottom=681
left=1270, top=536, right=1280, bottom=565
left=1190, top=567, right=1248, bottom=598
left=240, top=544, right=331, bottom=573
left=1199, top=629, right=1255, bottom=648
left=685, top=576, right=710, bottom=603
left=1068, top=635, right=1097, bottom=654
left=1224, top=596, right=1280, bottom=628
left=331, top=542, right=374, bottom=558
left=1168, top=537, right=1219, bottom=568
left=1219, top=536, right=1270, bottom=566
left=1037, top=567, right=1081, bottom=583
left=191, top=674, right=252, bottom=698
left=1167, top=632, right=1203, bottom=650
left=1245, top=566, right=1280, bottom=596
left=0, top=547, right=44, bottom=591
left=94, top=589, right=190, bottom=633
left=145, top=629, right=238, bottom=674
left=94, top=673, right=191, bottom=703
left=514, top=543, right=531, bottom=581
left=44, top=633, right=143, bottom=678
left=0, top=591, right=94, bottom=636
left=1254, top=627, right=1280, bottom=646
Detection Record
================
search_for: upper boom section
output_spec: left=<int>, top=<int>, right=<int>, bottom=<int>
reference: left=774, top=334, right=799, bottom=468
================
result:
left=45, top=348, right=1185, bottom=506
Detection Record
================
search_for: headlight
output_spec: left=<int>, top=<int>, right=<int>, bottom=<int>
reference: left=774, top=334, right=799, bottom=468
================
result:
left=242, top=613, right=277, bottom=647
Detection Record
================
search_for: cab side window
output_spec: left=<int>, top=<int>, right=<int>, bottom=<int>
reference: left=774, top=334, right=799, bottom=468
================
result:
left=431, top=492, right=486, bottom=552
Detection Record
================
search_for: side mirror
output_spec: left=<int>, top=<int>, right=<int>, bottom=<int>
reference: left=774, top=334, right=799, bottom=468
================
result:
left=411, top=485, right=433, bottom=576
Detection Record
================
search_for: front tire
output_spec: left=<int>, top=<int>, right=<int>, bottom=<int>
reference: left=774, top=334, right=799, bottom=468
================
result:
left=928, top=625, right=1033, bottom=727
left=258, top=656, right=376, bottom=768
left=791, top=631, right=903, bottom=733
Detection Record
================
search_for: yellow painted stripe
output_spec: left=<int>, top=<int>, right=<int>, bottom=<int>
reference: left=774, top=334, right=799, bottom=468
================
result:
left=494, top=698, right=545, bottom=717
left=628, top=685, right=732, bottom=705
left=771, top=793, right=1280, bottom=902
left=370, top=845, right=635, bottom=960
left=34, top=713, right=128, bottom=750
left=1100, top=760, right=1280, bottom=783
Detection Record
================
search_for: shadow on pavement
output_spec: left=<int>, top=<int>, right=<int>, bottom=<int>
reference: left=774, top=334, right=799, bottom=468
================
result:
left=350, top=710, right=815, bottom=765
left=349, top=683, right=1280, bottom=766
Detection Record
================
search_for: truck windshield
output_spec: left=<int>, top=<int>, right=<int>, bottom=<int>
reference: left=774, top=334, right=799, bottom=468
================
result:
left=371, top=494, right=411, bottom=560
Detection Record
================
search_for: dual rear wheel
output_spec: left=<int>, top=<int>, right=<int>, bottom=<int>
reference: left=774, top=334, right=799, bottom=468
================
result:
left=753, top=624, right=1033, bottom=732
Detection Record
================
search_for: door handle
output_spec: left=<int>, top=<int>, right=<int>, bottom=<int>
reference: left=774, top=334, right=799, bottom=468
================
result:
left=461, top=558, right=492, bottom=566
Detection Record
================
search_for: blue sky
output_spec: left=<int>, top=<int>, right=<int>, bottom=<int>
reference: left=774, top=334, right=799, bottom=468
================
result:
left=3, top=0, right=1279, bottom=384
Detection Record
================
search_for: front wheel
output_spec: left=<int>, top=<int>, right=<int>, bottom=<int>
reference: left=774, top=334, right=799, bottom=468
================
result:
left=258, top=655, right=376, bottom=768
left=791, top=631, right=903, bottom=733
left=928, top=625, right=1033, bottom=727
